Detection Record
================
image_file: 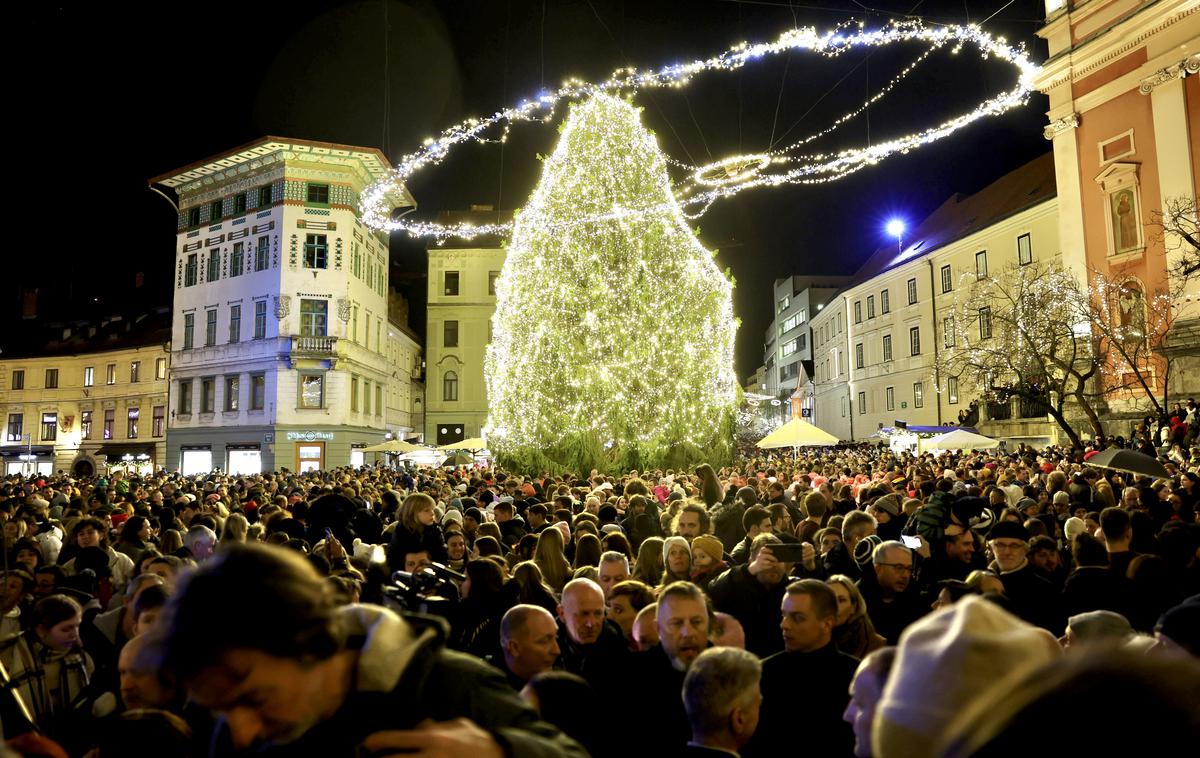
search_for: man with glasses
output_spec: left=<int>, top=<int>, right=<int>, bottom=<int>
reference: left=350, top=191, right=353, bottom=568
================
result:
left=986, top=521, right=1059, bottom=633
left=858, top=541, right=924, bottom=644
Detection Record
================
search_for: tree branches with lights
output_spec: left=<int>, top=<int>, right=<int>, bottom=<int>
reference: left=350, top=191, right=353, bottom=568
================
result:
left=1148, top=195, right=1200, bottom=279
left=935, top=261, right=1104, bottom=448
left=484, top=94, right=738, bottom=473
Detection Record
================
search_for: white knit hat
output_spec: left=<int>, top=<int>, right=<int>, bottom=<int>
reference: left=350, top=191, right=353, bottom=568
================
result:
left=873, top=595, right=1061, bottom=758
left=662, top=535, right=692, bottom=566
left=1063, top=516, right=1086, bottom=544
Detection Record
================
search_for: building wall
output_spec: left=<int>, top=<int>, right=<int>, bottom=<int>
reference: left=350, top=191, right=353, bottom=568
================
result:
left=0, top=344, right=170, bottom=475
left=425, top=246, right=506, bottom=445
left=810, top=296, right=852, bottom=441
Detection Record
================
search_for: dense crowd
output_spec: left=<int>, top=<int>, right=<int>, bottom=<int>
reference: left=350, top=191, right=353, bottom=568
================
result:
left=0, top=432, right=1198, bottom=756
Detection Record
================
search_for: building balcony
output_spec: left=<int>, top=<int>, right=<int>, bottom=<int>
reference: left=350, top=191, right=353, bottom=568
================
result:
left=292, top=335, right=338, bottom=355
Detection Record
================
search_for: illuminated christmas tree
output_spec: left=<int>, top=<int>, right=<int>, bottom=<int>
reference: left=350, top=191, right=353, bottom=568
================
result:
left=485, top=93, right=738, bottom=473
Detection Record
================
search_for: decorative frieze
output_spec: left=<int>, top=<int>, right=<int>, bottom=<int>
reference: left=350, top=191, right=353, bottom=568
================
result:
left=1139, top=55, right=1200, bottom=94
left=1043, top=112, right=1080, bottom=140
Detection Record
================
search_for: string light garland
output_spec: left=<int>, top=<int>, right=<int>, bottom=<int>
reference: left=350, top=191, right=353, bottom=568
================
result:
left=483, top=93, right=738, bottom=472
left=360, top=19, right=1040, bottom=240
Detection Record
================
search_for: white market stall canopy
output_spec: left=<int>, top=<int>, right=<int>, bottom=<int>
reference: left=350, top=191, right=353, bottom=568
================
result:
left=756, top=418, right=840, bottom=448
left=924, top=428, right=1000, bottom=451
left=362, top=440, right=427, bottom=454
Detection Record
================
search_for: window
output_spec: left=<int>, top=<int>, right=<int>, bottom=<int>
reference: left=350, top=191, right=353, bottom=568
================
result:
left=979, top=306, right=993, bottom=340
left=351, top=376, right=359, bottom=412
left=306, top=183, right=329, bottom=204
left=206, top=309, right=217, bottom=347
left=84, top=366, right=94, bottom=387
left=127, top=408, right=139, bottom=439
left=886, top=386, right=895, bottom=412
left=106, top=363, right=116, bottom=385
left=210, top=199, right=223, bottom=222
left=909, top=326, right=921, bottom=356
left=914, top=382, right=924, bottom=408
left=841, top=396, right=847, bottom=417
left=855, top=343, right=864, bottom=369
left=299, top=299, right=328, bottom=337
left=907, top=278, right=918, bottom=305
left=156, top=358, right=167, bottom=380
left=363, top=381, right=371, bottom=416
left=854, top=301, right=862, bottom=323
left=444, top=320, right=459, bottom=347
left=882, top=334, right=893, bottom=362
left=81, top=410, right=92, bottom=439
left=867, top=295, right=876, bottom=319
left=224, top=376, right=239, bottom=411
left=940, top=264, right=953, bottom=293
left=103, top=410, right=114, bottom=440
left=304, top=234, right=328, bottom=269
left=250, top=374, right=265, bottom=410
left=780, top=313, right=803, bottom=334
left=229, top=304, right=241, bottom=343
left=234, top=193, right=247, bottom=215
left=231, top=242, right=244, bottom=277
left=1017, top=233, right=1032, bottom=265
left=254, top=301, right=267, bottom=339
left=185, top=254, right=198, bottom=287
left=881, top=289, right=890, bottom=314
left=255, top=236, right=269, bottom=271
left=858, top=391, right=867, bottom=415
left=6, top=414, right=22, bottom=442
left=443, top=371, right=459, bottom=401
left=376, top=385, right=383, bottom=417
left=975, top=250, right=988, bottom=280
left=299, top=373, right=324, bottom=409
left=944, top=317, right=956, bottom=348
left=179, top=380, right=193, bottom=414
left=444, top=271, right=460, bottom=296
left=376, top=320, right=382, bottom=354
left=152, top=406, right=164, bottom=437
left=201, top=378, right=215, bottom=413
left=130, top=361, right=140, bottom=383
left=45, top=369, right=58, bottom=389
left=258, top=184, right=272, bottom=208
left=781, top=338, right=799, bottom=358
left=8, top=369, right=24, bottom=390
left=947, top=376, right=959, bottom=404
left=778, top=296, right=790, bottom=313
left=489, top=271, right=500, bottom=295
left=351, top=306, right=359, bottom=343
left=207, top=250, right=220, bottom=282
left=188, top=207, right=201, bottom=227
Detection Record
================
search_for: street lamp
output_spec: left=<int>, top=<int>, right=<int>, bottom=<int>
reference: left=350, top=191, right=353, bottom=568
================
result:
left=886, top=218, right=906, bottom=255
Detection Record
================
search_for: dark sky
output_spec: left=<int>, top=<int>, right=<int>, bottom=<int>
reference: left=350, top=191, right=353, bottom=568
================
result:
left=14, top=0, right=1051, bottom=377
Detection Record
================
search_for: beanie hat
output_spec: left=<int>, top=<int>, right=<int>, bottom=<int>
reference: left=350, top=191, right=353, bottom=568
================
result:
left=1063, top=516, right=1086, bottom=544
left=1155, top=594, right=1200, bottom=656
left=988, top=520, right=1029, bottom=542
left=441, top=509, right=464, bottom=527
left=463, top=507, right=484, bottom=523
left=1067, top=610, right=1133, bottom=644
left=1015, top=497, right=1037, bottom=513
left=873, top=494, right=902, bottom=517
left=1052, top=491, right=1071, bottom=506
left=553, top=519, right=572, bottom=544
left=691, top=535, right=724, bottom=566
left=854, top=534, right=883, bottom=567
left=662, top=536, right=692, bottom=566
left=874, top=595, right=1061, bottom=758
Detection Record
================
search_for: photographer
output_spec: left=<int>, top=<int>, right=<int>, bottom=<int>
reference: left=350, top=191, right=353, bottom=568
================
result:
left=139, top=542, right=584, bottom=757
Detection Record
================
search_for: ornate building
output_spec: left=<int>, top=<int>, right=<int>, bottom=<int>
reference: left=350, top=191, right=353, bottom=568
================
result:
left=151, top=137, right=421, bottom=474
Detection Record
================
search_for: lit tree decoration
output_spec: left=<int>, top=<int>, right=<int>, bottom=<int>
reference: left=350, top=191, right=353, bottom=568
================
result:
left=484, top=94, right=738, bottom=473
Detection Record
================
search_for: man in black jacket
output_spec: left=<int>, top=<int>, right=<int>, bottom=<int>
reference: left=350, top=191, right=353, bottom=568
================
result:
left=745, top=579, right=858, bottom=758
left=987, top=521, right=1061, bottom=633
left=555, top=578, right=629, bottom=698
left=140, top=543, right=585, bottom=758
left=708, top=534, right=790, bottom=657
left=858, top=540, right=926, bottom=645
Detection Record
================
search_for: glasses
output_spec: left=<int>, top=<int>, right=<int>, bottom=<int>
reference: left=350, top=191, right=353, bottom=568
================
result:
left=877, top=563, right=913, bottom=574
left=990, top=542, right=1026, bottom=552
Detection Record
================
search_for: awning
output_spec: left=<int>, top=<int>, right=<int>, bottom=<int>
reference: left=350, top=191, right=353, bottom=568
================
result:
left=93, top=443, right=157, bottom=459
left=0, top=446, right=54, bottom=457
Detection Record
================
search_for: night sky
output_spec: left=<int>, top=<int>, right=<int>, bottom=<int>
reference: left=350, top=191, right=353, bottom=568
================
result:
left=15, top=0, right=1052, bottom=377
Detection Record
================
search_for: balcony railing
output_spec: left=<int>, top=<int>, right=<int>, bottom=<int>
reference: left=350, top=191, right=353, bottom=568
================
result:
left=292, top=335, right=338, bottom=354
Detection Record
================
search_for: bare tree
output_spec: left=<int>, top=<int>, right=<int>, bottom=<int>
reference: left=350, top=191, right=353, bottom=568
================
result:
left=1086, top=269, right=1175, bottom=419
left=936, top=261, right=1105, bottom=448
left=1148, top=195, right=1200, bottom=279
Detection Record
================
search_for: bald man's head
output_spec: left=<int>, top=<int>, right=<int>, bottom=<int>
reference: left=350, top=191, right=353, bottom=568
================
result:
left=558, top=578, right=606, bottom=645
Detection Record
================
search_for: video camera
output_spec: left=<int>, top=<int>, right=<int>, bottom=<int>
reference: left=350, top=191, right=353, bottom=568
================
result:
left=380, top=562, right=464, bottom=618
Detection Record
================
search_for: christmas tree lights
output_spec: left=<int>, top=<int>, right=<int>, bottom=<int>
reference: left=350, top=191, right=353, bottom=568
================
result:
left=483, top=94, right=738, bottom=473
left=360, top=19, right=1040, bottom=241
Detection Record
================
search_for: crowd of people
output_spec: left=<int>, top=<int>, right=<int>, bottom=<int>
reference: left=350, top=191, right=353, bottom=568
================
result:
left=0, top=435, right=1198, bottom=756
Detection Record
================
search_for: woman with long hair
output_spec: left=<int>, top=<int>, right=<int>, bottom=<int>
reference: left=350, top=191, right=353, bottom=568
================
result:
left=114, top=516, right=152, bottom=561
left=59, top=517, right=135, bottom=593
left=573, top=534, right=602, bottom=571
left=451, top=559, right=518, bottom=662
left=220, top=513, right=249, bottom=544
left=631, top=537, right=664, bottom=585
left=827, top=574, right=887, bottom=659
left=511, top=561, right=559, bottom=615
left=386, top=493, right=448, bottom=571
left=660, top=537, right=692, bottom=587
left=534, top=527, right=572, bottom=595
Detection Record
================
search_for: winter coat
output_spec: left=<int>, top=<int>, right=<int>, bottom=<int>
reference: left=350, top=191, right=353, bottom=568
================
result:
left=386, top=523, right=448, bottom=571
left=207, top=604, right=587, bottom=757
left=62, top=546, right=135, bottom=594
left=708, top=565, right=788, bottom=657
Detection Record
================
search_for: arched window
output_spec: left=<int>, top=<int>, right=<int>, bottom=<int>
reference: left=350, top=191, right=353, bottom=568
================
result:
left=443, top=371, right=458, bottom=402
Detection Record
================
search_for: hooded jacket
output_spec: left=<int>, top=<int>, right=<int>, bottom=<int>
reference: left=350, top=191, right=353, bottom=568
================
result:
left=208, top=604, right=587, bottom=757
